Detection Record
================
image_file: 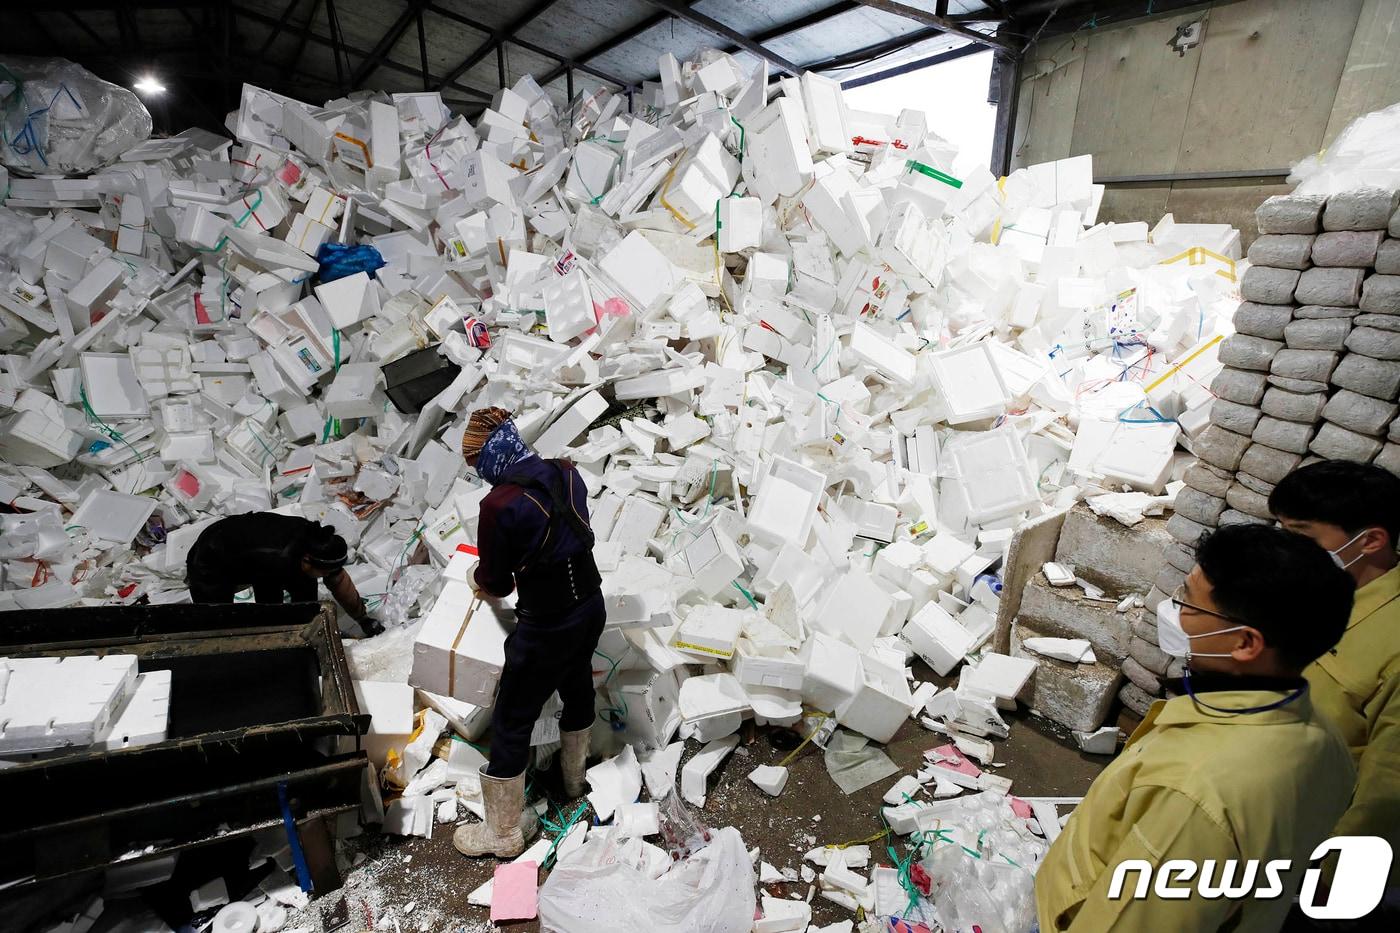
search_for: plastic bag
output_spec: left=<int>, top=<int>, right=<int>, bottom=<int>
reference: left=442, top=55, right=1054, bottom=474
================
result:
left=1, top=57, right=152, bottom=176
left=656, top=786, right=712, bottom=861
left=921, top=842, right=1038, bottom=933
left=315, top=242, right=386, bottom=283
left=538, top=825, right=756, bottom=933
left=1291, top=100, right=1400, bottom=196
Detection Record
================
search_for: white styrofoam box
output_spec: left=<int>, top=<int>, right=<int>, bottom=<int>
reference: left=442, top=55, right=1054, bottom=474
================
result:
left=598, top=231, right=683, bottom=313
left=798, top=631, right=864, bottom=714
left=353, top=680, right=415, bottom=769
left=747, top=456, right=825, bottom=545
left=755, top=895, right=811, bottom=933
left=732, top=644, right=806, bottom=691
left=98, top=669, right=172, bottom=751
left=0, top=655, right=139, bottom=754
left=745, top=97, right=814, bottom=204
left=813, top=568, right=894, bottom=653
left=802, top=72, right=852, bottom=155
left=543, top=267, right=595, bottom=343
left=872, top=539, right=921, bottom=590
left=323, top=363, right=383, bottom=419
left=1093, top=422, right=1180, bottom=493
left=946, top=429, right=1039, bottom=523
left=901, top=602, right=975, bottom=676
left=314, top=272, right=381, bottom=329
left=929, top=343, right=1010, bottom=424
left=678, top=525, right=745, bottom=599
left=671, top=605, right=745, bottom=661
left=961, top=654, right=1037, bottom=705
left=616, top=666, right=685, bottom=750
left=921, top=533, right=976, bottom=579
left=534, top=390, right=608, bottom=458
left=70, top=489, right=158, bottom=544
left=752, top=542, right=824, bottom=607
left=606, top=495, right=667, bottom=555
left=681, top=734, right=739, bottom=808
left=849, top=321, right=916, bottom=385
left=409, top=581, right=514, bottom=707
left=717, top=196, right=762, bottom=253
left=836, top=652, right=913, bottom=744
left=80, top=353, right=148, bottom=418
left=0, top=409, right=83, bottom=467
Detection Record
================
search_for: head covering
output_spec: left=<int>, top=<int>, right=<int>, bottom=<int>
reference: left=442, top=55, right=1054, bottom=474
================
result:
left=462, top=406, right=512, bottom=461
left=303, top=523, right=350, bottom=570
left=475, top=419, right=537, bottom=485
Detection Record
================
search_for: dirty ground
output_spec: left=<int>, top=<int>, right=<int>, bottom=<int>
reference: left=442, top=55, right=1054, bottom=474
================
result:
left=284, top=661, right=1122, bottom=933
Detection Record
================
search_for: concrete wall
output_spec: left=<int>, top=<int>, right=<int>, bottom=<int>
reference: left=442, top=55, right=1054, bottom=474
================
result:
left=1010, top=0, right=1400, bottom=244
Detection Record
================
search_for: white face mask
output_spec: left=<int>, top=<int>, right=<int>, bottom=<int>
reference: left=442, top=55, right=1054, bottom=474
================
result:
left=1330, top=529, right=1369, bottom=571
left=1155, top=598, right=1245, bottom=659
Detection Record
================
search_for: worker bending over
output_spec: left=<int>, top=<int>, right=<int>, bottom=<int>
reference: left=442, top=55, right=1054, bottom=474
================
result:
left=452, top=407, right=604, bottom=859
left=1036, top=524, right=1355, bottom=932
left=1270, top=460, right=1400, bottom=887
left=186, top=512, right=382, bottom=637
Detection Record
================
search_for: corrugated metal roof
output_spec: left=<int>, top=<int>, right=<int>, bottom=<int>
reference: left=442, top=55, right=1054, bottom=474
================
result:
left=1, top=1, right=1011, bottom=131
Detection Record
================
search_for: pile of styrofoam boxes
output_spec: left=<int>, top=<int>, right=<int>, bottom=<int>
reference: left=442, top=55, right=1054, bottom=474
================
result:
left=0, top=654, right=170, bottom=760
left=1169, top=189, right=1400, bottom=590
left=0, top=50, right=1249, bottom=811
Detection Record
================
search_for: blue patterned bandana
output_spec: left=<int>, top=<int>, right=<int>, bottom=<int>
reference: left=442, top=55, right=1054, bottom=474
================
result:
left=476, top=419, right=536, bottom=485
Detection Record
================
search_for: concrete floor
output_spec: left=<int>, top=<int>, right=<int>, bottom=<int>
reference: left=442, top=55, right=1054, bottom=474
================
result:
left=307, top=664, right=1118, bottom=932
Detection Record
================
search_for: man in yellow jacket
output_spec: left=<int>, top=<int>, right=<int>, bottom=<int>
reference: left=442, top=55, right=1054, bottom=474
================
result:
left=1036, top=523, right=1356, bottom=932
left=1270, top=459, right=1400, bottom=885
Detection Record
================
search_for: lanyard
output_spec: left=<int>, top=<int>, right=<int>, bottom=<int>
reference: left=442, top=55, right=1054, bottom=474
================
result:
left=1183, top=672, right=1307, bottom=714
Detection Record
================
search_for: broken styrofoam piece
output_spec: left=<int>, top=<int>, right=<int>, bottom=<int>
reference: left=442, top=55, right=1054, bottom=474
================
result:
left=585, top=744, right=643, bottom=822
left=680, top=734, right=740, bottom=807
left=1022, top=636, right=1096, bottom=664
left=748, top=764, right=789, bottom=797
left=1073, top=726, right=1121, bottom=755
left=1041, top=561, right=1076, bottom=587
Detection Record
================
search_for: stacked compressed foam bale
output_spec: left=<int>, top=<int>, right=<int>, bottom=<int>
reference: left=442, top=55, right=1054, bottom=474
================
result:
left=1166, top=188, right=1400, bottom=604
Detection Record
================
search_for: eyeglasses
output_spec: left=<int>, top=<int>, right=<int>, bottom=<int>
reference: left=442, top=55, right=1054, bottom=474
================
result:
left=1171, top=584, right=1240, bottom=624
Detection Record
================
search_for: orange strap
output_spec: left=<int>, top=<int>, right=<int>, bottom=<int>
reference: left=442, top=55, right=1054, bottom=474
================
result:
left=447, top=594, right=483, bottom=695
left=333, top=132, right=374, bottom=168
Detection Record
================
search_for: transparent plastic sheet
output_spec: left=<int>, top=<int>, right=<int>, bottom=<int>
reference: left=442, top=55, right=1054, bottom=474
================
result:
left=537, top=825, right=755, bottom=933
left=922, top=843, right=1038, bottom=933
left=1291, top=101, right=1400, bottom=196
left=0, top=206, right=36, bottom=279
left=380, top=563, right=436, bottom=627
left=656, top=785, right=713, bottom=861
left=0, top=57, right=153, bottom=176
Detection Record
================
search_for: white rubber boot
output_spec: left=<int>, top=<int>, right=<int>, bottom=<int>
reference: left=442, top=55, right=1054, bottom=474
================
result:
left=452, top=768, right=539, bottom=858
left=559, top=727, right=591, bottom=798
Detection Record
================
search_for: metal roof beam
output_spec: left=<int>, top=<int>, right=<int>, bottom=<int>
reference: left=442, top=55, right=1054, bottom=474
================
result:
left=433, top=0, right=561, bottom=92
left=639, top=0, right=805, bottom=76
left=531, top=3, right=689, bottom=89
left=232, top=4, right=494, bottom=99
left=426, top=2, right=632, bottom=90
left=349, top=1, right=425, bottom=88
left=257, top=0, right=305, bottom=58
left=853, top=0, right=1014, bottom=52
left=837, top=39, right=986, bottom=88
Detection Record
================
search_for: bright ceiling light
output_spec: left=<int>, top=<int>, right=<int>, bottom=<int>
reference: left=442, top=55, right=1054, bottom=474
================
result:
left=133, top=75, right=166, bottom=96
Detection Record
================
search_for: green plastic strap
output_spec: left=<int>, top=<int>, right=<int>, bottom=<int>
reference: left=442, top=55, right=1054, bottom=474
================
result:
left=905, top=160, right=963, bottom=189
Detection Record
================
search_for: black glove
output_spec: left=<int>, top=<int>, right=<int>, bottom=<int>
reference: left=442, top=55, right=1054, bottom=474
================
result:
left=355, top=616, right=385, bottom=638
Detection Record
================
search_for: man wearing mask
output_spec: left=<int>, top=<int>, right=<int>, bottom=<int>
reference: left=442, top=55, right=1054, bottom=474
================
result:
left=452, top=407, right=604, bottom=859
left=186, top=512, right=382, bottom=637
left=1270, top=460, right=1400, bottom=886
left=1036, top=524, right=1355, bottom=932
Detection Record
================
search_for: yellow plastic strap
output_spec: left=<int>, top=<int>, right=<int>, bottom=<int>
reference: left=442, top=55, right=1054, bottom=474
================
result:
left=1144, top=333, right=1225, bottom=393
left=1158, top=245, right=1237, bottom=282
left=776, top=711, right=831, bottom=769
left=657, top=160, right=698, bottom=230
